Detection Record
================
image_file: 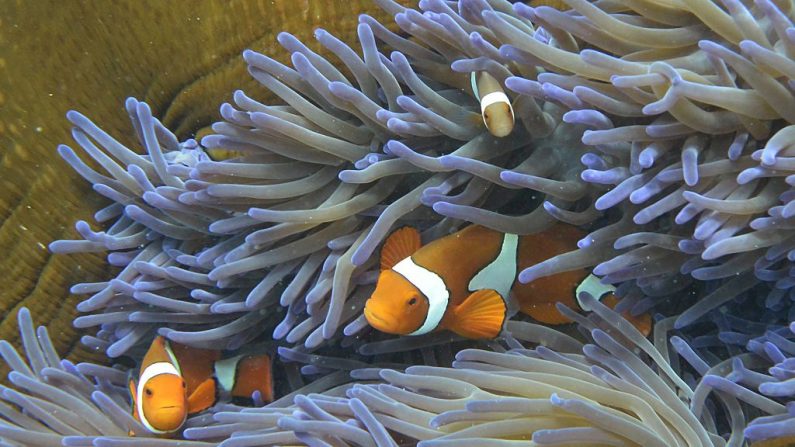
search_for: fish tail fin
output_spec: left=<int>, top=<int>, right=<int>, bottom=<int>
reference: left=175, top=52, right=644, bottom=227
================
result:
left=447, top=289, right=506, bottom=339
left=232, top=354, right=274, bottom=403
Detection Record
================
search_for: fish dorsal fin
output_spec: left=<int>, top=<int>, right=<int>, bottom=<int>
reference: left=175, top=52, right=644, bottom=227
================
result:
left=187, top=377, right=217, bottom=414
left=446, top=289, right=506, bottom=339
left=168, top=341, right=218, bottom=392
left=381, top=227, right=421, bottom=271
left=140, top=336, right=181, bottom=374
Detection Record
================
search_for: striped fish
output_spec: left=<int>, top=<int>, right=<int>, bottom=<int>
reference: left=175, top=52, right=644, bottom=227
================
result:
left=128, top=336, right=273, bottom=435
left=364, top=225, right=650, bottom=339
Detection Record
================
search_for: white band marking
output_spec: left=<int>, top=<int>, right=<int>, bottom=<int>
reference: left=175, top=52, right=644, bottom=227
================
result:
left=576, top=273, right=616, bottom=311
left=136, top=361, right=182, bottom=434
left=163, top=340, right=181, bottom=375
left=468, top=233, right=518, bottom=300
left=393, top=257, right=449, bottom=336
left=214, top=355, right=243, bottom=393
left=480, top=91, right=514, bottom=124
left=471, top=71, right=481, bottom=100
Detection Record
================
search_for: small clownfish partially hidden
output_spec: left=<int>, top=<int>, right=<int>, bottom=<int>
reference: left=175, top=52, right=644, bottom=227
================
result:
left=364, top=224, right=651, bottom=340
left=529, top=0, right=569, bottom=9
left=750, top=436, right=795, bottom=447
left=128, top=336, right=273, bottom=436
left=194, top=125, right=248, bottom=161
left=472, top=71, right=515, bottom=137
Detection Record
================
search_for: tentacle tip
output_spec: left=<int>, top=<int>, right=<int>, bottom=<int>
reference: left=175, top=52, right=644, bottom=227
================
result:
left=350, top=250, right=369, bottom=267
left=517, top=268, right=536, bottom=284
left=65, top=109, right=82, bottom=121
left=241, top=48, right=257, bottom=60
left=673, top=317, right=690, bottom=330
left=276, top=31, right=295, bottom=43
left=499, top=170, right=519, bottom=183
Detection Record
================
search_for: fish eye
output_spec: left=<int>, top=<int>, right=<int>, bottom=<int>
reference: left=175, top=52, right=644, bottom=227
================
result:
left=145, top=388, right=153, bottom=397
left=408, top=296, right=417, bottom=306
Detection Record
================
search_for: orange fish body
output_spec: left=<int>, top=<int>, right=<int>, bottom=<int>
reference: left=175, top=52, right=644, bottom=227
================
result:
left=128, top=336, right=273, bottom=436
left=529, top=0, right=569, bottom=9
left=750, top=436, right=795, bottom=447
left=364, top=224, right=650, bottom=339
left=472, top=72, right=515, bottom=138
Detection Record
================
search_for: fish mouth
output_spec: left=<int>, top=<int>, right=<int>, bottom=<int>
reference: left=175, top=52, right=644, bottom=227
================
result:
left=365, top=310, right=385, bottom=324
left=364, top=308, right=392, bottom=332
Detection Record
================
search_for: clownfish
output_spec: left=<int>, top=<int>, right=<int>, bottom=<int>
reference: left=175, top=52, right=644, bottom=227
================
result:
left=364, top=224, right=651, bottom=339
left=472, top=72, right=515, bottom=137
left=194, top=125, right=248, bottom=161
left=128, top=336, right=273, bottom=436
left=751, top=436, right=795, bottom=447
left=529, top=0, right=569, bottom=9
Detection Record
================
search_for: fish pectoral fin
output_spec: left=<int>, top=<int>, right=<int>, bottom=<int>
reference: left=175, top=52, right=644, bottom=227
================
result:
left=187, top=378, right=217, bottom=414
left=128, top=378, right=137, bottom=414
left=128, top=378, right=139, bottom=434
left=447, top=289, right=506, bottom=339
left=381, top=227, right=421, bottom=271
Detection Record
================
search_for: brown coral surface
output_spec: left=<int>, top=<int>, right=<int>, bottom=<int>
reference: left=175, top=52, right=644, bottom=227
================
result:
left=0, top=0, right=400, bottom=370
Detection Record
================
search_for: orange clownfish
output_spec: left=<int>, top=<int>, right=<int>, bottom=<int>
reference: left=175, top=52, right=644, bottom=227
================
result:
left=750, top=436, right=795, bottom=447
left=364, top=224, right=651, bottom=339
left=128, top=336, right=273, bottom=436
left=529, top=0, right=569, bottom=9
left=472, top=71, right=515, bottom=138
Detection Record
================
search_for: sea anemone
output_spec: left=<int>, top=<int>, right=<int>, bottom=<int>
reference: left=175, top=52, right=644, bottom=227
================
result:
left=5, top=295, right=791, bottom=446
left=489, top=0, right=795, bottom=324
left=724, top=321, right=795, bottom=444
left=186, top=295, right=720, bottom=446
left=47, top=0, right=594, bottom=360
left=10, top=0, right=795, bottom=445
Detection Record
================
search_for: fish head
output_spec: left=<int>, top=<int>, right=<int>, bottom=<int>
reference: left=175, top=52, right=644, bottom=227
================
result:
left=365, top=269, right=429, bottom=335
left=140, top=373, right=188, bottom=433
left=482, top=101, right=514, bottom=137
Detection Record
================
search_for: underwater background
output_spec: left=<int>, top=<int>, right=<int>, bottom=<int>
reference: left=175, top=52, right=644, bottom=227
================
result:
left=0, top=0, right=386, bottom=369
left=3, top=0, right=795, bottom=445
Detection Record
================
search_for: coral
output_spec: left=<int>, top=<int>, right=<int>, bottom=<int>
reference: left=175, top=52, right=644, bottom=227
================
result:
left=0, top=0, right=386, bottom=369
